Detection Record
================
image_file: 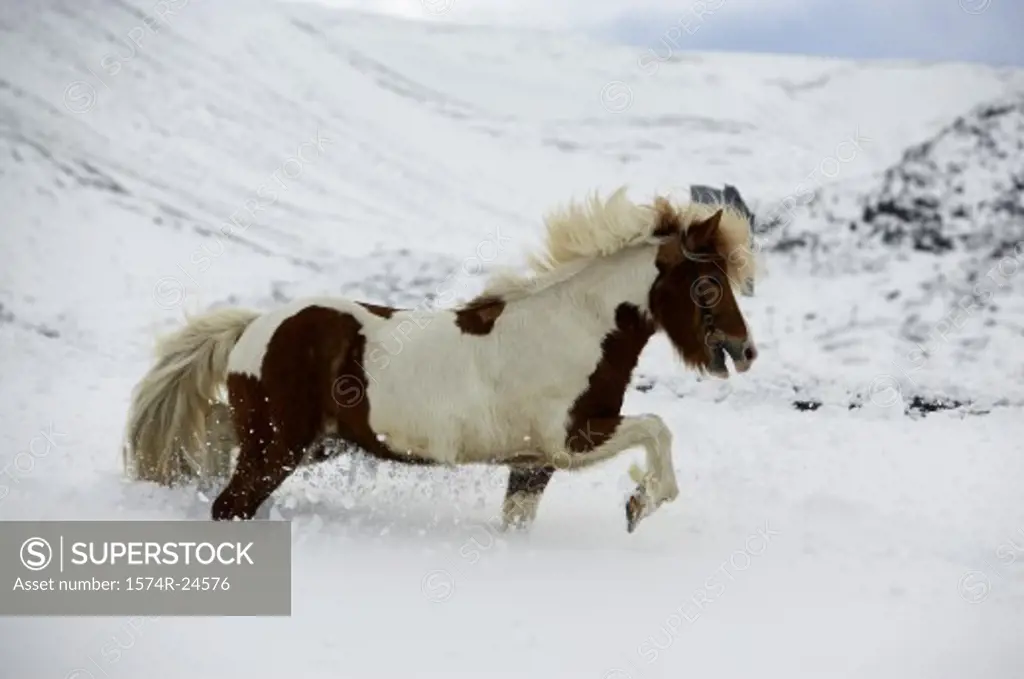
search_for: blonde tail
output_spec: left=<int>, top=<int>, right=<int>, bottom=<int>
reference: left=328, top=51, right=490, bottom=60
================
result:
left=123, top=308, right=259, bottom=486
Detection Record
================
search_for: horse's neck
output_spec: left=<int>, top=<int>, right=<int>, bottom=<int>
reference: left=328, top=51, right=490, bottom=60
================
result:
left=536, top=246, right=659, bottom=407
left=538, top=245, right=660, bottom=335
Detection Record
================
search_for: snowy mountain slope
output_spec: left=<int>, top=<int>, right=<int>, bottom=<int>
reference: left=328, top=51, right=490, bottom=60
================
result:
left=773, top=91, right=1024, bottom=257
left=860, top=94, right=1024, bottom=256
left=757, top=92, right=1024, bottom=408
left=2, top=1, right=1024, bottom=677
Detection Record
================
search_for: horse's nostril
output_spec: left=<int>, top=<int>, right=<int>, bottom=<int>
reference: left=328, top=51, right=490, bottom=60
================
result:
left=744, top=346, right=756, bottom=361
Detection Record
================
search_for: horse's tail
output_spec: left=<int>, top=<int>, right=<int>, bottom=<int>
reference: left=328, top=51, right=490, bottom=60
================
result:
left=123, top=308, right=259, bottom=486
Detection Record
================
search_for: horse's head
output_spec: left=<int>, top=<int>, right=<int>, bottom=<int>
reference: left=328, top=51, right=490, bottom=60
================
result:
left=648, top=201, right=758, bottom=378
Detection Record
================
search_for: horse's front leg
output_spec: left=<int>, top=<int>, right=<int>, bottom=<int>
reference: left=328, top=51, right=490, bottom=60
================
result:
left=501, top=465, right=555, bottom=530
left=563, top=414, right=678, bottom=533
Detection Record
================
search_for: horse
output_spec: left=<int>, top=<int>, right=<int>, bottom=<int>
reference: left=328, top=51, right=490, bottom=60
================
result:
left=123, top=187, right=759, bottom=533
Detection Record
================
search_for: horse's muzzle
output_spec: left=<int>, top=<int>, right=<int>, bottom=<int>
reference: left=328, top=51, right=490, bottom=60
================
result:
left=708, top=337, right=757, bottom=377
left=725, top=337, right=757, bottom=373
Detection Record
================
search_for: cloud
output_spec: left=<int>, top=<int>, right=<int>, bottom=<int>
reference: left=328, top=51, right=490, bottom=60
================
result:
left=602, top=0, right=1022, bottom=65
left=301, top=0, right=1024, bottom=65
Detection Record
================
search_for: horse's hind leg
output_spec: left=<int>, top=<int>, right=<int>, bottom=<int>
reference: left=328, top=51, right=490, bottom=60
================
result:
left=211, top=376, right=307, bottom=520
left=212, top=438, right=304, bottom=520
left=501, top=465, right=554, bottom=530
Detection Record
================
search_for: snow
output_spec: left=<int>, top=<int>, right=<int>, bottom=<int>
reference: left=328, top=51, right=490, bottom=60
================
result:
left=2, top=0, right=1024, bottom=677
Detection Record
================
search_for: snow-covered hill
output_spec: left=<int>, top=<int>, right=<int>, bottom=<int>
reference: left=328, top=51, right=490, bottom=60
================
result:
left=2, top=1, right=1023, bottom=677
left=861, top=94, right=1024, bottom=256
left=760, top=91, right=1024, bottom=410
left=774, top=91, right=1024, bottom=256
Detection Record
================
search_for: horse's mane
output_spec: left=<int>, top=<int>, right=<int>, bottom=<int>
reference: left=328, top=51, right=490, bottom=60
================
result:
left=479, top=186, right=757, bottom=300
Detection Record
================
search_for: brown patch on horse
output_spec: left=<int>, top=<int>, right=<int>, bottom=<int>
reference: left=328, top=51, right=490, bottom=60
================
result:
left=454, top=295, right=506, bottom=335
left=564, top=303, right=655, bottom=452
left=358, top=302, right=397, bottom=319
left=212, top=373, right=281, bottom=519
left=212, top=305, right=434, bottom=520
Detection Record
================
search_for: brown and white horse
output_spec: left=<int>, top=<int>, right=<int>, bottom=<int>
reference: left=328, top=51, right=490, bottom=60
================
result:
left=123, top=187, right=759, bottom=532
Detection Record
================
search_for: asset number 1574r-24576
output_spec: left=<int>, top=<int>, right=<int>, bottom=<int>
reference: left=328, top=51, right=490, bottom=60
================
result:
left=125, top=577, right=230, bottom=591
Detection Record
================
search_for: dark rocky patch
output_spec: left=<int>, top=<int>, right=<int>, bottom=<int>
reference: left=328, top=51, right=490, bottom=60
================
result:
left=906, top=395, right=965, bottom=416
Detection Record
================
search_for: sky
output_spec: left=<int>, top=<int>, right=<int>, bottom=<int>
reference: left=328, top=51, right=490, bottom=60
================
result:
left=305, top=0, right=1024, bottom=66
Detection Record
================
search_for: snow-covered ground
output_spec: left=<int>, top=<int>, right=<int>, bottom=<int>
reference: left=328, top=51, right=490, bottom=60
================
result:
left=2, top=1, right=1023, bottom=677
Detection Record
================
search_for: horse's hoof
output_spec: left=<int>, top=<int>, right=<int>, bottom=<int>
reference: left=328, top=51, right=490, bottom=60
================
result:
left=626, top=493, right=645, bottom=533
left=500, top=518, right=531, bottom=533
left=500, top=508, right=535, bottom=532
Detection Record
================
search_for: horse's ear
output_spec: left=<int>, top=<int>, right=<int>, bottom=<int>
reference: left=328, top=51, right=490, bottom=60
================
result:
left=684, top=209, right=723, bottom=252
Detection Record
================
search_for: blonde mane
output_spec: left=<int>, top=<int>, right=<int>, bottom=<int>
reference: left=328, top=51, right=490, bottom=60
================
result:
left=480, top=186, right=757, bottom=299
